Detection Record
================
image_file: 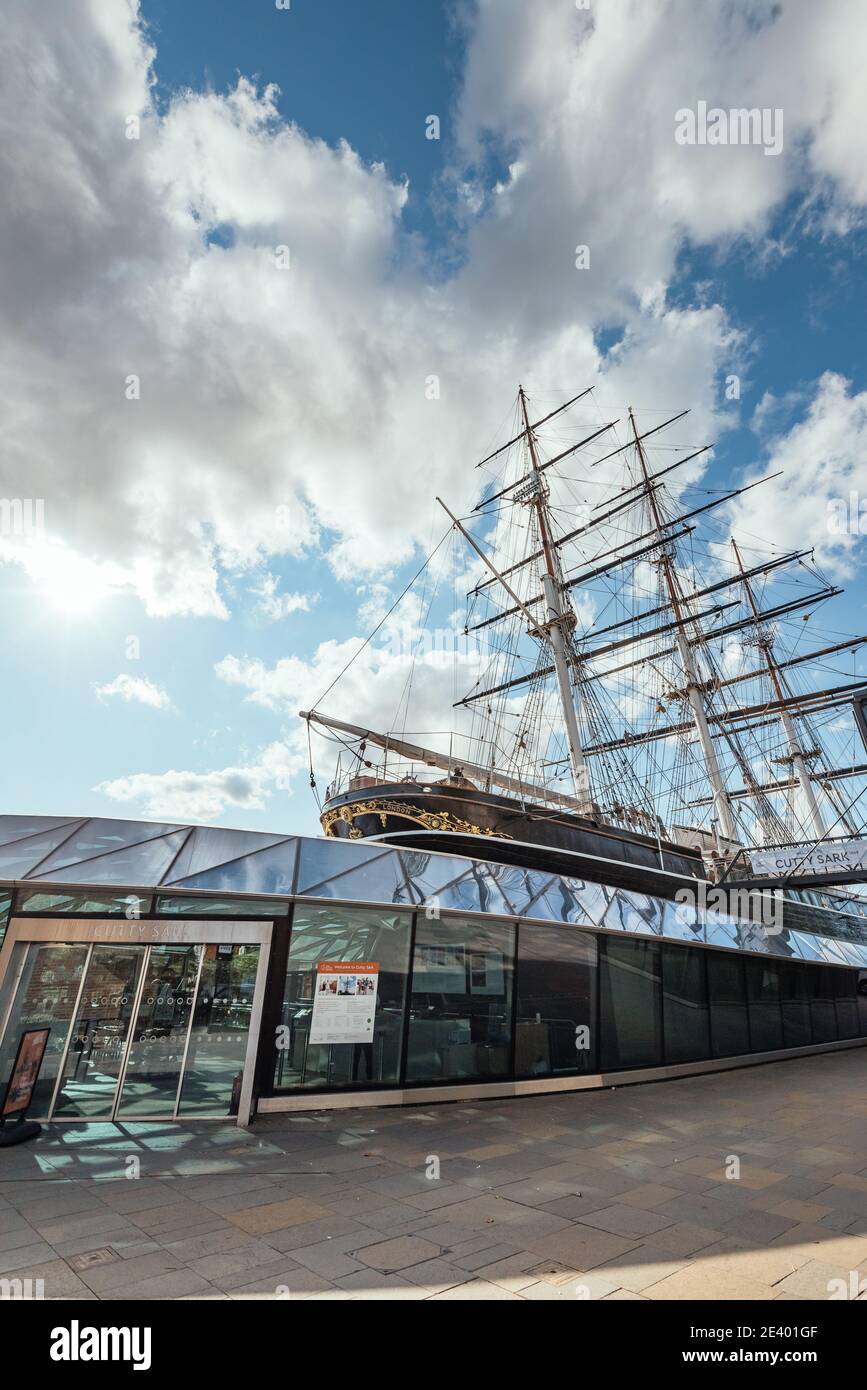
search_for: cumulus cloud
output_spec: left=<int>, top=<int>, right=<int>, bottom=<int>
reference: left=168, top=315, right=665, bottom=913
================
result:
left=3, top=0, right=866, bottom=627
left=725, top=372, right=867, bottom=574
left=250, top=573, right=315, bottom=621
left=4, top=0, right=867, bottom=820
left=94, top=673, right=172, bottom=709
left=96, top=740, right=301, bottom=820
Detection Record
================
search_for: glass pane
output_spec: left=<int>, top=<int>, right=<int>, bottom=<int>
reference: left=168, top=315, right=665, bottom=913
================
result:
left=779, top=962, right=812, bottom=1048
left=156, top=894, right=283, bottom=918
left=165, top=827, right=292, bottom=884
left=0, top=889, right=11, bottom=950
left=179, top=945, right=259, bottom=1115
left=28, top=818, right=184, bottom=876
left=515, top=925, right=597, bottom=1077
left=0, top=815, right=82, bottom=846
left=275, top=906, right=411, bottom=1090
left=600, top=937, right=662, bottom=1070
left=858, top=973, right=867, bottom=1037
left=0, top=824, right=86, bottom=879
left=0, top=944, right=89, bottom=1117
left=810, top=965, right=838, bottom=1043
left=166, top=841, right=297, bottom=895
left=117, top=945, right=201, bottom=1115
left=16, top=890, right=150, bottom=916
left=662, top=944, right=710, bottom=1064
left=707, top=951, right=750, bottom=1058
left=33, top=830, right=190, bottom=886
left=54, top=946, right=146, bottom=1117
left=746, top=960, right=783, bottom=1052
left=406, top=916, right=515, bottom=1083
left=833, top=969, right=860, bottom=1040
left=296, top=838, right=406, bottom=900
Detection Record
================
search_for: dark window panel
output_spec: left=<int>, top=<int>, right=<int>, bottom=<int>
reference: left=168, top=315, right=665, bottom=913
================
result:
left=662, top=943, right=710, bottom=1064
left=779, top=961, right=812, bottom=1049
left=515, top=925, right=597, bottom=1077
left=707, top=951, right=750, bottom=1058
left=746, top=959, right=783, bottom=1053
left=600, top=937, right=662, bottom=1070
left=405, top=917, right=515, bottom=1084
left=810, top=965, right=838, bottom=1043
left=833, top=968, right=860, bottom=1040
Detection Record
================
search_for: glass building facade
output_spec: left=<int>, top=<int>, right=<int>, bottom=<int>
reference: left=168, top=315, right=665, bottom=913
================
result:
left=0, top=814, right=865, bottom=1121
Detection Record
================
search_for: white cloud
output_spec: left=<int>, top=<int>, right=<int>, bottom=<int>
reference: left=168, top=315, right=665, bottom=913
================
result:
left=94, top=673, right=172, bottom=709
left=725, top=372, right=867, bottom=575
left=96, top=740, right=301, bottom=820
left=2, top=0, right=866, bottom=627
left=250, top=572, right=314, bottom=621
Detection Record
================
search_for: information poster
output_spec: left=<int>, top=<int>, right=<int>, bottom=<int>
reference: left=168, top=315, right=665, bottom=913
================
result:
left=309, top=962, right=379, bottom=1045
left=413, top=943, right=466, bottom=993
left=2, top=1027, right=50, bottom=1118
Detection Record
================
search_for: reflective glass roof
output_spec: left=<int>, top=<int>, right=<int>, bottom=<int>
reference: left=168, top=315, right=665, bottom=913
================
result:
left=0, top=814, right=865, bottom=969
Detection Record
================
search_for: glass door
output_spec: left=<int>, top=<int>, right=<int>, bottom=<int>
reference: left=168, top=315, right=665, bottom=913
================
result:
left=0, top=927, right=267, bottom=1122
left=116, top=944, right=202, bottom=1117
left=0, top=943, right=90, bottom=1118
left=53, top=945, right=146, bottom=1118
left=178, top=944, right=260, bottom=1115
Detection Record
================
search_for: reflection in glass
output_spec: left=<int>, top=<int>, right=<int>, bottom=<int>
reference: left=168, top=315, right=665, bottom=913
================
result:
left=600, top=937, right=662, bottom=1069
left=708, top=951, right=750, bottom=1057
left=179, top=945, right=259, bottom=1114
left=833, top=968, right=860, bottom=1040
left=745, top=960, right=783, bottom=1052
left=117, top=945, right=201, bottom=1115
left=858, top=973, right=867, bottom=1037
left=779, top=961, right=812, bottom=1048
left=810, top=965, right=838, bottom=1043
left=662, top=944, right=710, bottom=1064
left=515, top=925, right=597, bottom=1077
left=406, top=917, right=514, bottom=1083
left=0, top=944, right=89, bottom=1116
left=275, top=906, right=411, bottom=1090
left=156, top=894, right=283, bottom=917
left=54, top=946, right=145, bottom=1117
left=17, top=890, right=151, bottom=916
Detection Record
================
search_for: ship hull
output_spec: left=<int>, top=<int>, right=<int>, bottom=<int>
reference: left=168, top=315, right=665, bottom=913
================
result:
left=321, top=781, right=708, bottom=896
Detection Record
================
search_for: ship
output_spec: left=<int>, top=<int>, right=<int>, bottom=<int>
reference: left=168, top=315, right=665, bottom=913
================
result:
left=300, top=386, right=867, bottom=925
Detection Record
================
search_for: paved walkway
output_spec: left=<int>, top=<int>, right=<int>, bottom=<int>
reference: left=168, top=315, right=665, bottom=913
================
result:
left=1, top=1049, right=866, bottom=1300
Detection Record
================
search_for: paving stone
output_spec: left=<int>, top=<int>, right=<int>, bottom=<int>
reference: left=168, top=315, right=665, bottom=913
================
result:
left=428, top=1278, right=523, bottom=1300
left=226, top=1197, right=331, bottom=1235
left=574, top=1204, right=675, bottom=1238
left=353, top=1234, right=443, bottom=1272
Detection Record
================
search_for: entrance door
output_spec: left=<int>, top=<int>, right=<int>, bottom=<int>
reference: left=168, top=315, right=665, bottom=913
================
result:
left=0, top=920, right=271, bottom=1124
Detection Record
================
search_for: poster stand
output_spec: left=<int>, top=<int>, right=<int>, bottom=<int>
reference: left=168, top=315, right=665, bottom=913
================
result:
left=0, top=1027, right=50, bottom=1148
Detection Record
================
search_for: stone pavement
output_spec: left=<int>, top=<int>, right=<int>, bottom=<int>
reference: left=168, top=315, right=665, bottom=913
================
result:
left=1, top=1048, right=866, bottom=1301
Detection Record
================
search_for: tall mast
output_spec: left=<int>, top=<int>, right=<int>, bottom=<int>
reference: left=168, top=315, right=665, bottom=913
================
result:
left=517, top=386, right=594, bottom=817
left=628, top=408, right=738, bottom=844
left=731, top=538, right=829, bottom=840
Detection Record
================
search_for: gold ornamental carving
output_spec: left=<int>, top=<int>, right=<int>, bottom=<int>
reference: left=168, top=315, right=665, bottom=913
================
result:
left=321, top=798, right=512, bottom=840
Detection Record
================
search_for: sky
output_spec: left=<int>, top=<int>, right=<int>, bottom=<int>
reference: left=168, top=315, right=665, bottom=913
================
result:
left=0, top=0, right=866, bottom=840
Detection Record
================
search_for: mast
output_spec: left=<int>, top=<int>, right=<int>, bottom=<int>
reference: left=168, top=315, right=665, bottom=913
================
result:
left=628, top=407, right=738, bottom=845
left=731, top=538, right=829, bottom=840
left=517, top=385, right=594, bottom=817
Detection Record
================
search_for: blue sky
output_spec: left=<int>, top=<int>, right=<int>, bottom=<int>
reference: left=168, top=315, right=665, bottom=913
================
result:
left=1, top=0, right=866, bottom=840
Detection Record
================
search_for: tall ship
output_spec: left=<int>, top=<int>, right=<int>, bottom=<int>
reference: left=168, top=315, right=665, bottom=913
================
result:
left=302, top=386, right=867, bottom=929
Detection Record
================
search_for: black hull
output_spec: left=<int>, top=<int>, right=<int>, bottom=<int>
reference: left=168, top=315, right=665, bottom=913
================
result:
left=321, top=782, right=708, bottom=897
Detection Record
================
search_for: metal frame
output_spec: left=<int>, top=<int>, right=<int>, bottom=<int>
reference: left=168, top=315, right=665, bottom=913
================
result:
left=0, top=918, right=272, bottom=1128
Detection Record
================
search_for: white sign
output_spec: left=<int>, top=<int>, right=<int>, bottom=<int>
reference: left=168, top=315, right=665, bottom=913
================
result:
left=749, top=839, right=867, bottom=879
left=309, top=961, right=379, bottom=1045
